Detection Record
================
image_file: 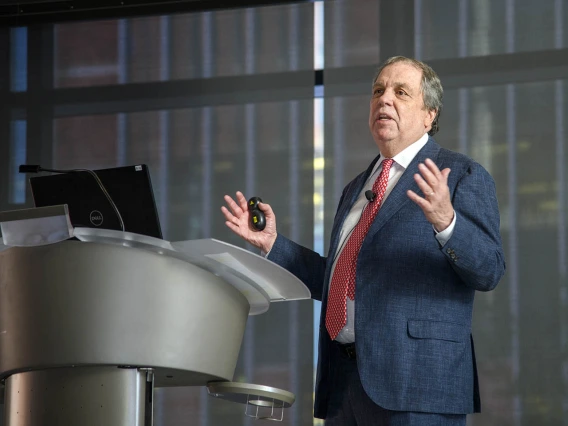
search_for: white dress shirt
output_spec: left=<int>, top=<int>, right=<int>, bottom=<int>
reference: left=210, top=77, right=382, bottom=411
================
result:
left=331, top=133, right=457, bottom=343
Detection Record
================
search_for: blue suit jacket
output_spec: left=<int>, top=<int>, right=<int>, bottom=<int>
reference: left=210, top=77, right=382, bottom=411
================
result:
left=267, top=138, right=506, bottom=418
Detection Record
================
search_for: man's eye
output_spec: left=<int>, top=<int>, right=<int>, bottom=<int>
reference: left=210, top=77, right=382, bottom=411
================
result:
left=397, top=90, right=407, bottom=96
left=374, top=89, right=384, bottom=95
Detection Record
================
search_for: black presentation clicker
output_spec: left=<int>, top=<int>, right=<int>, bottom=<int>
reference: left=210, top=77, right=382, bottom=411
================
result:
left=248, top=197, right=266, bottom=231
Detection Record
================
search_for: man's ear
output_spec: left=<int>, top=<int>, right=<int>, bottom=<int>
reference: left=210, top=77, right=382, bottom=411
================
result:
left=429, top=108, right=437, bottom=126
left=425, top=108, right=437, bottom=130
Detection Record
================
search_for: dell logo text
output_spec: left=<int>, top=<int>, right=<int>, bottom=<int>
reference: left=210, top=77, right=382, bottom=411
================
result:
left=90, top=210, right=104, bottom=226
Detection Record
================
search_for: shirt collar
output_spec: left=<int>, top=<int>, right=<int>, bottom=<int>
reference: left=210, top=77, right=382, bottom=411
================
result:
left=390, top=133, right=429, bottom=169
left=373, top=133, right=429, bottom=174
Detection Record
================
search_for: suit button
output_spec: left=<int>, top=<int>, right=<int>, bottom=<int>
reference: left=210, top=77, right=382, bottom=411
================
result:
left=446, top=248, right=452, bottom=254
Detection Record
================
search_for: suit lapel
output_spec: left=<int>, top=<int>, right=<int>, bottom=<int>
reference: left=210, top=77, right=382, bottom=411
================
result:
left=365, top=138, right=441, bottom=240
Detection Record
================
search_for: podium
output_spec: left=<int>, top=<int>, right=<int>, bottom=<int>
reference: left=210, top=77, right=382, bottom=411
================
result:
left=0, top=214, right=311, bottom=426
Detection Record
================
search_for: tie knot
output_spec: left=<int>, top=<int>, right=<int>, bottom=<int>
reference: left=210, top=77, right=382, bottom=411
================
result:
left=368, top=158, right=394, bottom=203
left=382, top=158, right=394, bottom=170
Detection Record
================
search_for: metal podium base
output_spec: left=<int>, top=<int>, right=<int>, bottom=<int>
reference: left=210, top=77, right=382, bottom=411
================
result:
left=4, top=367, right=152, bottom=426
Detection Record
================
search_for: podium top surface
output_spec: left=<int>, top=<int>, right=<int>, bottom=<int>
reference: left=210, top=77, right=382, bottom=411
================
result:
left=69, top=228, right=311, bottom=315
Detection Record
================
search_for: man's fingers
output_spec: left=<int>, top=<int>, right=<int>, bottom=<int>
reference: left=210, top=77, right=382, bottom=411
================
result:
left=220, top=206, right=233, bottom=221
left=221, top=206, right=241, bottom=226
left=418, top=161, right=452, bottom=193
left=257, top=201, right=272, bottom=215
left=407, top=189, right=428, bottom=207
left=423, top=159, right=452, bottom=184
left=413, top=173, right=435, bottom=197
left=417, top=163, right=438, bottom=187
left=235, top=191, right=249, bottom=212
left=224, top=195, right=244, bottom=217
left=424, top=158, right=443, bottom=178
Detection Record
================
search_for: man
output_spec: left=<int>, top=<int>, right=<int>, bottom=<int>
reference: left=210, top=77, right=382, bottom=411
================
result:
left=222, top=56, right=505, bottom=426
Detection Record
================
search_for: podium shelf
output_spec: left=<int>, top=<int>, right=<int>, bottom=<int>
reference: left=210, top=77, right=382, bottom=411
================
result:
left=73, top=228, right=311, bottom=315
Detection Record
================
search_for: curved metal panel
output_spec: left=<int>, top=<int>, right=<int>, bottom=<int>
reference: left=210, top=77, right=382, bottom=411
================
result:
left=0, top=241, right=250, bottom=386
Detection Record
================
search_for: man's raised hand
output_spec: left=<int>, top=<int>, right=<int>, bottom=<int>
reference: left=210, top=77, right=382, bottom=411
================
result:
left=406, top=158, right=454, bottom=232
left=221, top=191, right=277, bottom=253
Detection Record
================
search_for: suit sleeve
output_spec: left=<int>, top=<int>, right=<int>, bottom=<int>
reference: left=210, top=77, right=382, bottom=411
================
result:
left=267, top=233, right=328, bottom=301
left=443, top=162, right=506, bottom=291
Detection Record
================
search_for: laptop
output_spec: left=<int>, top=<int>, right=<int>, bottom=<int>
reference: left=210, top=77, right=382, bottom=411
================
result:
left=29, top=164, right=163, bottom=239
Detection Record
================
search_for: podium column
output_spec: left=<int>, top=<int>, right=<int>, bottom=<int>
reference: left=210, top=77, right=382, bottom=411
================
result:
left=5, top=367, right=151, bottom=426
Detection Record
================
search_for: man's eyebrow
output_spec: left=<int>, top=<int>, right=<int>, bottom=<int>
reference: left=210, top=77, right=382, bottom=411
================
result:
left=393, top=82, right=414, bottom=93
left=372, top=81, right=415, bottom=93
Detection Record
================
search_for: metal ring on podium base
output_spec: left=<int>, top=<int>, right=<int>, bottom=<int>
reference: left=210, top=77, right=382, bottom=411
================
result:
left=206, top=381, right=295, bottom=422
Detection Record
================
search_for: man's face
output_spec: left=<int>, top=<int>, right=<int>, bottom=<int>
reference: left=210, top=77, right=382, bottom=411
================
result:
left=368, top=62, right=436, bottom=157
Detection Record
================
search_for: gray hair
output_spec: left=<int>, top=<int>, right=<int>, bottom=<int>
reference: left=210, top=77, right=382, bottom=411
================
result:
left=372, top=56, right=443, bottom=135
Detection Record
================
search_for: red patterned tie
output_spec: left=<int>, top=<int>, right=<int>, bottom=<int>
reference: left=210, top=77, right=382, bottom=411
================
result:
left=325, top=159, right=394, bottom=340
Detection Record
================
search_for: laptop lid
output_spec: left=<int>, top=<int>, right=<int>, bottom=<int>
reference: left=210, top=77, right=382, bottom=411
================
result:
left=29, top=164, right=163, bottom=239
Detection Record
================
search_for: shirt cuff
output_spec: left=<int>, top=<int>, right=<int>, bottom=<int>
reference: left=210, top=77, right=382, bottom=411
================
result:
left=434, top=211, right=456, bottom=247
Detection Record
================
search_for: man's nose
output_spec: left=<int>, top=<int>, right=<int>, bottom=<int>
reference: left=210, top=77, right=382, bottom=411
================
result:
left=378, top=89, right=394, bottom=106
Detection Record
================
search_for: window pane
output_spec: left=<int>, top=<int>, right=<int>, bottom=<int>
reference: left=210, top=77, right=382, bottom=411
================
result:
left=9, top=120, right=27, bottom=204
left=54, top=3, right=314, bottom=88
left=54, top=20, right=120, bottom=88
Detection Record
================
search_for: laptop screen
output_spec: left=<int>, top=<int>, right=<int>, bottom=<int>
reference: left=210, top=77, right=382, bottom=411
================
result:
left=29, top=164, right=163, bottom=239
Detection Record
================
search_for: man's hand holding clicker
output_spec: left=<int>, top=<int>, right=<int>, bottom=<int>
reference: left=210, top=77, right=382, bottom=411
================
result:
left=221, top=191, right=278, bottom=253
